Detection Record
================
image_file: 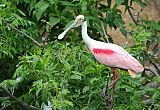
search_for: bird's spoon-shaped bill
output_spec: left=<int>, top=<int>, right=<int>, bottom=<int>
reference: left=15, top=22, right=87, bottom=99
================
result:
left=58, top=20, right=77, bottom=40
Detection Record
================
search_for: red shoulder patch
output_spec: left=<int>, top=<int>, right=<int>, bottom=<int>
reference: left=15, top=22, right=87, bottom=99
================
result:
left=93, top=48, right=115, bottom=55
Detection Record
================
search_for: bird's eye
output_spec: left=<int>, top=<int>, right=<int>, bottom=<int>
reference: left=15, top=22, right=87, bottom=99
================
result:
left=79, top=18, right=84, bottom=22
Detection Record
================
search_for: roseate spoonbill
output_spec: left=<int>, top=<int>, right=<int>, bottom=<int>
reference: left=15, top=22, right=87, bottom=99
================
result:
left=58, top=15, right=144, bottom=98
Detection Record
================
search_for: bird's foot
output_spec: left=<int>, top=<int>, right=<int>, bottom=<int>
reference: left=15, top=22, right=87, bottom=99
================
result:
left=101, top=86, right=114, bottom=110
left=101, top=84, right=110, bottom=100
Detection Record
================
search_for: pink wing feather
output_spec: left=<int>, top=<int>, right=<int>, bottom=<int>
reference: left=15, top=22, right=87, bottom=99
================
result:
left=91, top=43, right=144, bottom=74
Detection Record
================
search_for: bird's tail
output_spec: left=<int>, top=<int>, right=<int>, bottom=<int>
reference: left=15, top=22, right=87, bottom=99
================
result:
left=128, top=70, right=137, bottom=78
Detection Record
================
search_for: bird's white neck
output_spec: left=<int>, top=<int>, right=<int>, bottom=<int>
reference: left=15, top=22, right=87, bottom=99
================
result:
left=81, top=21, right=93, bottom=46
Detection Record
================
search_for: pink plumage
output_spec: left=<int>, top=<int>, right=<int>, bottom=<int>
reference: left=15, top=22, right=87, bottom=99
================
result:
left=89, top=42, right=144, bottom=77
left=58, top=15, right=144, bottom=99
left=80, top=17, right=144, bottom=78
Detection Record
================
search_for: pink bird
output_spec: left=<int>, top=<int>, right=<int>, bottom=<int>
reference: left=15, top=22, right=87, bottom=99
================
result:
left=58, top=15, right=144, bottom=97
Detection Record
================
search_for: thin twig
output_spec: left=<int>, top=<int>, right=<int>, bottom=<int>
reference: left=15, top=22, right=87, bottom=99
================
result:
left=128, top=8, right=138, bottom=25
left=101, top=70, right=113, bottom=110
left=144, top=67, right=160, bottom=77
left=2, top=19, right=42, bottom=47
left=128, top=0, right=145, bottom=25
left=101, top=21, right=109, bottom=43
left=0, top=85, right=38, bottom=110
left=0, top=104, right=11, bottom=110
left=127, top=0, right=138, bottom=25
left=137, top=8, right=143, bottom=23
left=148, top=58, right=160, bottom=75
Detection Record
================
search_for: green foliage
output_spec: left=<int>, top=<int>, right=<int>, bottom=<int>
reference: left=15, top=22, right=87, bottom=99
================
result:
left=0, top=0, right=159, bottom=109
left=113, top=75, right=160, bottom=109
left=0, top=0, right=39, bottom=59
left=1, top=41, right=160, bottom=109
left=1, top=42, right=109, bottom=109
left=126, top=19, right=160, bottom=63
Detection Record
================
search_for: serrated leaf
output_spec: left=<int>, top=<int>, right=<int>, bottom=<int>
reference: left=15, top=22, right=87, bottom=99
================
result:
left=70, top=73, right=81, bottom=80
left=120, top=26, right=127, bottom=36
left=48, top=0, right=57, bottom=4
left=155, top=25, right=160, bottom=31
left=60, top=1, right=74, bottom=6
left=140, top=86, right=155, bottom=92
left=82, top=86, right=90, bottom=93
left=90, top=78, right=99, bottom=84
left=18, top=9, right=26, bottom=16
left=113, top=16, right=124, bottom=27
left=153, top=77, right=160, bottom=83
left=106, top=12, right=113, bottom=22
left=134, top=0, right=146, bottom=7
left=64, top=61, right=71, bottom=72
left=82, top=2, right=87, bottom=13
left=116, top=0, right=124, bottom=5
left=49, top=17, right=60, bottom=27
left=35, top=0, right=49, bottom=21
left=121, top=85, right=134, bottom=92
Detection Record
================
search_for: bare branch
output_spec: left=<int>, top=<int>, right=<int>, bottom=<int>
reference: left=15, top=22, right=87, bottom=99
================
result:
left=148, top=58, right=160, bottom=75
left=2, top=19, right=42, bottom=47
left=127, top=8, right=138, bottom=25
left=144, top=66, right=160, bottom=77
left=0, top=85, right=38, bottom=110
left=127, top=0, right=144, bottom=25
left=101, top=21, right=109, bottom=43
left=0, top=104, right=11, bottom=110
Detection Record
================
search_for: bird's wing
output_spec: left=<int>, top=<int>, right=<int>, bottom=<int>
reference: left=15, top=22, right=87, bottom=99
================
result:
left=109, top=44, right=143, bottom=69
left=91, top=42, right=143, bottom=73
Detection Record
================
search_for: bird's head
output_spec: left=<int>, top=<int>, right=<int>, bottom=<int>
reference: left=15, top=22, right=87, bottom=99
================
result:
left=74, top=15, right=86, bottom=27
left=58, top=15, right=86, bottom=40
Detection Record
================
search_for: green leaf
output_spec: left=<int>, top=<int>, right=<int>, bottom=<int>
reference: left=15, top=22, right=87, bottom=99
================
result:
left=82, top=86, right=90, bottom=93
left=121, top=85, right=134, bottom=92
left=81, top=2, right=87, bottom=13
left=120, top=25, right=127, bottom=36
left=35, top=0, right=49, bottom=21
left=113, top=16, right=124, bottom=27
left=48, top=0, right=57, bottom=4
left=18, top=9, right=26, bottom=16
left=60, top=1, right=74, bottom=6
left=70, top=71, right=81, bottom=80
left=116, top=0, right=124, bottom=5
left=90, top=78, right=99, bottom=84
left=49, top=17, right=60, bottom=27
left=140, top=86, right=155, bottom=92
left=134, top=0, right=146, bottom=7
left=153, top=77, right=160, bottom=83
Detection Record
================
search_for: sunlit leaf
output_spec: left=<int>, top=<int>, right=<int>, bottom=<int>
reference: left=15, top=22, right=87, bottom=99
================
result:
left=116, top=0, right=124, bottom=5
left=49, top=17, right=60, bottom=27
left=35, top=0, right=49, bottom=21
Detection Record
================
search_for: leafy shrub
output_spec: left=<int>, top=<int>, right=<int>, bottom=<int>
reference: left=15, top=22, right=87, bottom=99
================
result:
left=1, top=0, right=159, bottom=110
left=1, top=42, right=109, bottom=109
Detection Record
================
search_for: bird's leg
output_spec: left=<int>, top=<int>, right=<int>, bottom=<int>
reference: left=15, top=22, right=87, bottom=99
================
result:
left=108, top=68, right=121, bottom=109
left=111, top=68, right=116, bottom=98
left=108, top=67, right=121, bottom=88
left=102, top=67, right=121, bottom=98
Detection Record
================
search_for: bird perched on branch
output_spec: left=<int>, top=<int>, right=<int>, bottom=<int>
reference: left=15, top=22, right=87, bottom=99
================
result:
left=58, top=15, right=144, bottom=100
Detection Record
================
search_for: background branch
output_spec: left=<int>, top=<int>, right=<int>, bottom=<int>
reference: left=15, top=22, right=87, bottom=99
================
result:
left=127, top=8, right=138, bottom=25
left=2, top=19, right=42, bottom=47
left=0, top=104, right=11, bottom=110
left=101, top=21, right=109, bottom=43
left=0, top=85, right=38, bottom=110
left=148, top=58, right=160, bottom=75
left=144, top=66, right=160, bottom=77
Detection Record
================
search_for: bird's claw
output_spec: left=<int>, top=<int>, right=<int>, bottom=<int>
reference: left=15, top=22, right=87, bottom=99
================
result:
left=101, top=85, right=110, bottom=100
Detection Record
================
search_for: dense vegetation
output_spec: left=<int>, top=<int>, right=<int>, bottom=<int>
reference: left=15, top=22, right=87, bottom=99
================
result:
left=0, top=0, right=159, bottom=110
